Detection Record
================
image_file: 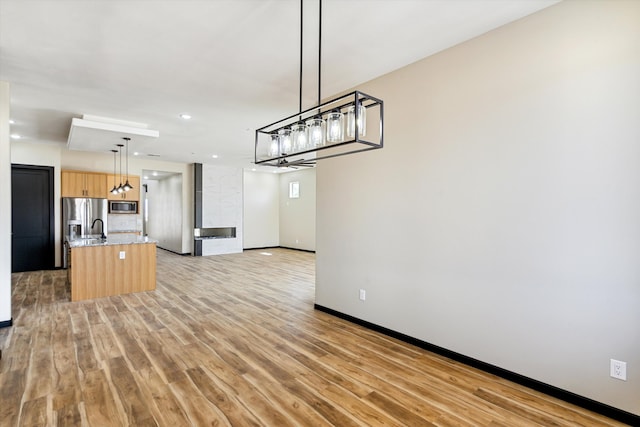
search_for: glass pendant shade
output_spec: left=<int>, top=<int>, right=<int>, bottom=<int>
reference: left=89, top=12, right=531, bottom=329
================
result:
left=278, top=127, right=293, bottom=154
left=306, top=117, right=325, bottom=147
left=123, top=181, right=132, bottom=192
left=292, top=122, right=308, bottom=151
left=326, top=110, right=344, bottom=143
left=268, top=133, right=280, bottom=157
left=346, top=103, right=366, bottom=138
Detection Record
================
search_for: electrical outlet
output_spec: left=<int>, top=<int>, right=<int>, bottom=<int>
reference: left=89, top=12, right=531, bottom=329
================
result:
left=119, top=251, right=126, bottom=260
left=610, top=359, right=627, bottom=381
left=359, top=289, right=366, bottom=301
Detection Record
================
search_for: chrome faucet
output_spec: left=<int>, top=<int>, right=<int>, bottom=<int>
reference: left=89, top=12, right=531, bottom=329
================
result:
left=91, top=218, right=106, bottom=239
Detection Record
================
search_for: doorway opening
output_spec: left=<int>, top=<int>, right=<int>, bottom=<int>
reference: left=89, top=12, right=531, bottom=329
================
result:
left=142, top=170, right=183, bottom=253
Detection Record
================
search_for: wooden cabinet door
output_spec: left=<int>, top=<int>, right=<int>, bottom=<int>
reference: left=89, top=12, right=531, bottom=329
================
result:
left=62, top=171, right=107, bottom=198
left=107, top=174, right=140, bottom=201
left=106, top=174, right=119, bottom=197
left=124, top=175, right=140, bottom=201
left=107, top=174, right=121, bottom=200
left=85, top=173, right=107, bottom=198
left=61, top=171, right=86, bottom=197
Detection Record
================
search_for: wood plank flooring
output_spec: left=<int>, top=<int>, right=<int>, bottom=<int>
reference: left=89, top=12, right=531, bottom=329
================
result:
left=0, top=248, right=628, bottom=426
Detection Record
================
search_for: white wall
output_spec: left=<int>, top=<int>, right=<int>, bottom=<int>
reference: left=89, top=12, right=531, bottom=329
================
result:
left=145, top=174, right=183, bottom=253
left=201, top=164, right=243, bottom=256
left=279, top=168, right=316, bottom=251
left=243, top=170, right=279, bottom=249
left=0, top=81, right=11, bottom=324
left=316, top=0, right=639, bottom=416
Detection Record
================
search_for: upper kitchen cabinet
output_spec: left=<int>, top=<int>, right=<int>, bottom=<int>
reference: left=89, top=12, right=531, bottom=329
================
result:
left=61, top=171, right=108, bottom=198
left=107, top=175, right=140, bottom=201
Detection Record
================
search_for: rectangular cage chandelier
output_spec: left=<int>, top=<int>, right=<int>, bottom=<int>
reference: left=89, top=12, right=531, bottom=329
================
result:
left=254, top=0, right=383, bottom=168
left=255, top=90, right=383, bottom=168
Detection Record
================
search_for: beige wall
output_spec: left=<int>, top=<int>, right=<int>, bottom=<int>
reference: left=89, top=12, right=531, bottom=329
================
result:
left=242, top=168, right=316, bottom=251
left=279, top=168, right=316, bottom=251
left=0, top=81, right=11, bottom=323
left=316, top=0, right=639, bottom=416
left=243, top=170, right=279, bottom=249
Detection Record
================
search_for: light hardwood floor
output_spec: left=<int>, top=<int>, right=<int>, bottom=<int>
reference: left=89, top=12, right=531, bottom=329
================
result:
left=0, top=248, right=628, bottom=426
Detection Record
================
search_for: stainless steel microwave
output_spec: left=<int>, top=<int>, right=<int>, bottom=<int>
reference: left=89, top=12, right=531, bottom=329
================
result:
left=109, top=200, right=138, bottom=214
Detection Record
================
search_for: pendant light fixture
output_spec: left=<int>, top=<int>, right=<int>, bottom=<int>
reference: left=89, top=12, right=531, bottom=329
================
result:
left=255, top=0, right=383, bottom=168
left=116, top=143, right=124, bottom=193
left=110, top=149, right=119, bottom=195
left=122, top=137, right=133, bottom=192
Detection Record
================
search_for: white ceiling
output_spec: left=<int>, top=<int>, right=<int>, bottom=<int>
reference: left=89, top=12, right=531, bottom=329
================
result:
left=0, top=0, right=559, bottom=170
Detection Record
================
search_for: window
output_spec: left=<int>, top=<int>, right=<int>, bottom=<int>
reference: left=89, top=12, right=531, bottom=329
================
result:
left=289, top=181, right=299, bottom=198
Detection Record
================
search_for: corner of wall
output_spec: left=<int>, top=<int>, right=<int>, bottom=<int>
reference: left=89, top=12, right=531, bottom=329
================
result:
left=0, top=81, right=12, bottom=323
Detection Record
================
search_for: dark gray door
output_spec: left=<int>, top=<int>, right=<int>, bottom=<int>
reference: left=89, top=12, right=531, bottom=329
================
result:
left=11, top=164, right=55, bottom=272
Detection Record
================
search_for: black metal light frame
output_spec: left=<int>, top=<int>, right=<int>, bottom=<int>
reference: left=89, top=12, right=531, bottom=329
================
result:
left=254, top=0, right=384, bottom=168
left=255, top=90, right=383, bottom=167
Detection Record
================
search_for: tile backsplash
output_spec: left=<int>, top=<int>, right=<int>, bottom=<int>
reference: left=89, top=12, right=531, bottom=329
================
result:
left=107, top=214, right=142, bottom=233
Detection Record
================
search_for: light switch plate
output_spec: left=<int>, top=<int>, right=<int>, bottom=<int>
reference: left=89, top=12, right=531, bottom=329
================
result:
left=119, top=251, right=126, bottom=260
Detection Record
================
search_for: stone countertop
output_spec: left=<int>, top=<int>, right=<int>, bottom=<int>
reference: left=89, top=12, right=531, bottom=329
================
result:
left=67, top=234, right=157, bottom=248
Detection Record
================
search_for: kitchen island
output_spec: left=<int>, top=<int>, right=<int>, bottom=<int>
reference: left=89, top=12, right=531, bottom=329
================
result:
left=67, top=235, right=157, bottom=302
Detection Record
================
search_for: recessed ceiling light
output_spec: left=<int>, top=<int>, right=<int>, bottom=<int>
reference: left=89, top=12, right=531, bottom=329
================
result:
left=180, top=113, right=192, bottom=120
left=9, top=119, right=15, bottom=124
left=143, top=176, right=149, bottom=180
left=10, top=134, right=21, bottom=139
left=152, top=171, right=158, bottom=176
left=133, top=152, right=140, bottom=156
left=251, top=168, right=256, bottom=172
left=211, top=154, right=218, bottom=159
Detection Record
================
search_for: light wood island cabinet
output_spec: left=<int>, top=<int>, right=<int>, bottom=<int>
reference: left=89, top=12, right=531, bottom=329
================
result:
left=69, top=239, right=156, bottom=301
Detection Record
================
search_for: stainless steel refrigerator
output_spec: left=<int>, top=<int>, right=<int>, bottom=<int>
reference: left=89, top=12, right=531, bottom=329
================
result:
left=62, top=197, right=108, bottom=267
